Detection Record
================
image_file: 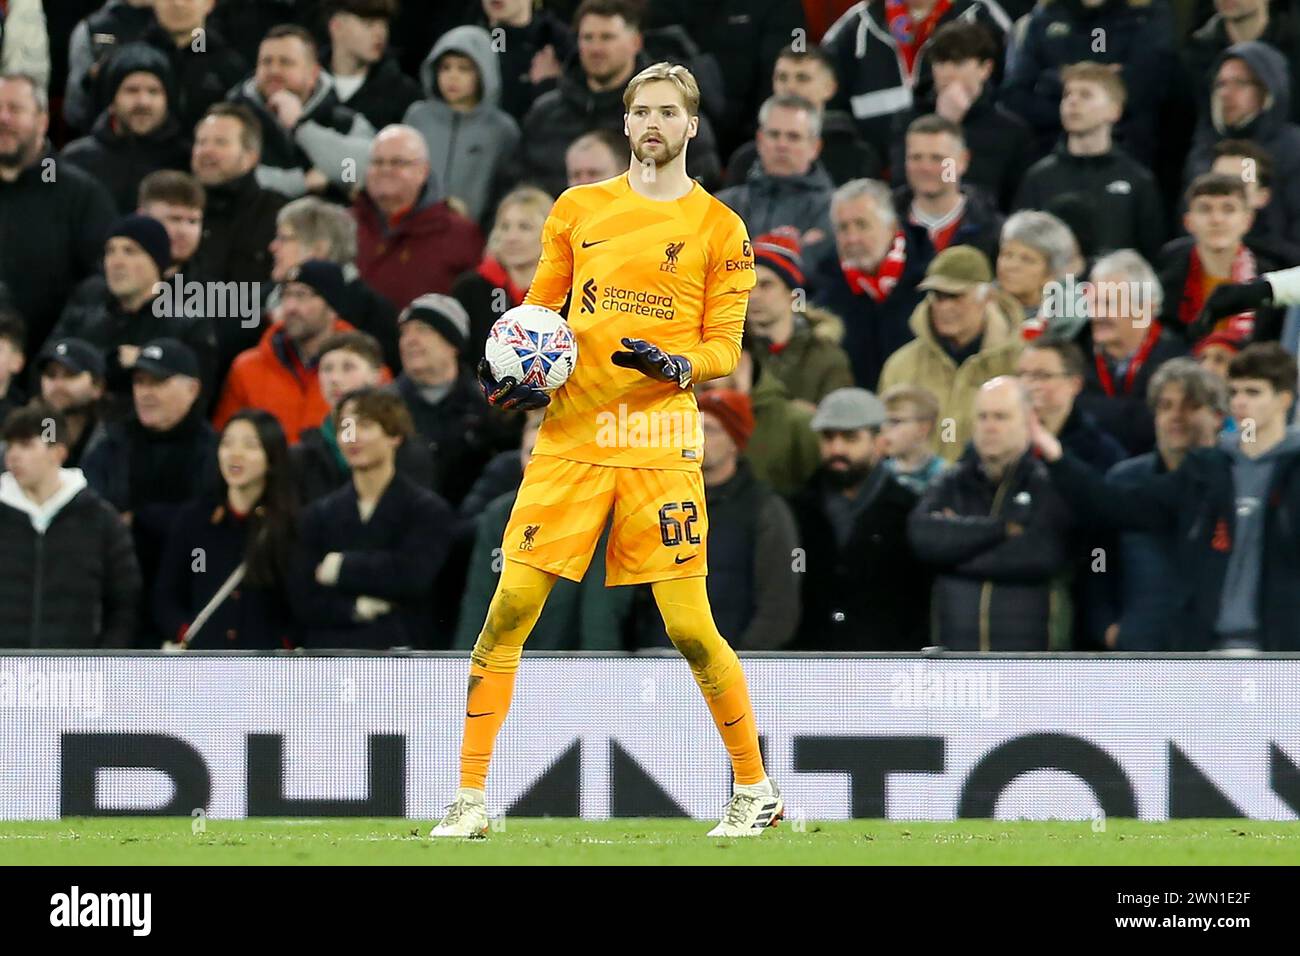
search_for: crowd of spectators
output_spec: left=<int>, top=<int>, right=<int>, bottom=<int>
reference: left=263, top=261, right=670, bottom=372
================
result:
left=3, top=0, right=1300, bottom=653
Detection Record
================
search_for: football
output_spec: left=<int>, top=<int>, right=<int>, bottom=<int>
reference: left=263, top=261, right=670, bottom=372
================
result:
left=484, top=304, right=578, bottom=393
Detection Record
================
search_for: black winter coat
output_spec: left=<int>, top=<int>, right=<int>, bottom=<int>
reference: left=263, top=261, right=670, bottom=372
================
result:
left=789, top=466, right=931, bottom=650
left=81, top=410, right=220, bottom=645
left=890, top=88, right=1034, bottom=211
left=60, top=110, right=191, bottom=215
left=139, top=21, right=248, bottom=137
left=908, top=451, right=1075, bottom=650
left=0, top=482, right=139, bottom=648
left=1000, top=0, right=1177, bottom=166
left=0, top=151, right=117, bottom=352
left=52, top=291, right=218, bottom=410
left=187, top=171, right=285, bottom=373
left=292, top=425, right=436, bottom=505
left=153, top=497, right=296, bottom=649
left=1013, top=144, right=1165, bottom=261
left=393, top=371, right=518, bottom=507
left=515, top=54, right=723, bottom=197
left=331, top=54, right=422, bottom=132
left=288, top=473, right=452, bottom=649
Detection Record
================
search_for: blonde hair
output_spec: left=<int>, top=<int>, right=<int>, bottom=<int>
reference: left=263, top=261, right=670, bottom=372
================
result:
left=487, top=186, right=553, bottom=258
left=1060, top=62, right=1127, bottom=112
left=881, top=384, right=940, bottom=424
left=622, top=61, right=701, bottom=117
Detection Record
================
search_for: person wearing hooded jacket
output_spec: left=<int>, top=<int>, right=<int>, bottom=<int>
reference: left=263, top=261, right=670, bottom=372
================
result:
left=0, top=403, right=140, bottom=649
left=226, top=24, right=376, bottom=200
left=60, top=43, right=192, bottom=215
left=403, top=25, right=522, bottom=226
left=1184, top=42, right=1300, bottom=259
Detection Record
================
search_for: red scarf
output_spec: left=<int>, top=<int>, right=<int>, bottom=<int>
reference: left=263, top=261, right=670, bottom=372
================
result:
left=1178, top=244, right=1257, bottom=341
left=1094, top=321, right=1164, bottom=397
left=476, top=255, right=526, bottom=307
left=842, top=232, right=908, bottom=302
left=885, top=0, right=953, bottom=77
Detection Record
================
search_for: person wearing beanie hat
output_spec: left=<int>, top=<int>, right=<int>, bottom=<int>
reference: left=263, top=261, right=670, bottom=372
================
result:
left=786, top=384, right=931, bottom=650
left=639, top=386, right=800, bottom=652
left=392, top=291, right=509, bottom=506
left=747, top=227, right=854, bottom=409
left=1193, top=329, right=1245, bottom=382
left=288, top=260, right=352, bottom=319
left=213, top=257, right=385, bottom=443
left=399, top=293, right=470, bottom=354
left=108, top=213, right=173, bottom=277
left=696, top=388, right=755, bottom=453
left=50, top=214, right=218, bottom=412
left=60, top=42, right=191, bottom=214
left=878, top=244, right=1025, bottom=462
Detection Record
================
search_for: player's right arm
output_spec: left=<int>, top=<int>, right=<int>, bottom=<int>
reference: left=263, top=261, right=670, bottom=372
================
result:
left=522, top=196, right=575, bottom=310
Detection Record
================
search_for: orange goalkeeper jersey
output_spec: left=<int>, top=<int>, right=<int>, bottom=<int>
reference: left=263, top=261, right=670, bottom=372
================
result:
left=524, top=173, right=755, bottom=470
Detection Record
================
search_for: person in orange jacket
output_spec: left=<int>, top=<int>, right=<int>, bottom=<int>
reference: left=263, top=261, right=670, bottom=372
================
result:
left=212, top=259, right=389, bottom=443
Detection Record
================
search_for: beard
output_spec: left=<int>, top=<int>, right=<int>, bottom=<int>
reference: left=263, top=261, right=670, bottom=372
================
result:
left=0, top=129, right=36, bottom=167
left=631, top=132, right=685, bottom=168
left=822, top=457, right=872, bottom=490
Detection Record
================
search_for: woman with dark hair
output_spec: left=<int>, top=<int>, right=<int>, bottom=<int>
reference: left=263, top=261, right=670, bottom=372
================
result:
left=154, top=408, right=299, bottom=648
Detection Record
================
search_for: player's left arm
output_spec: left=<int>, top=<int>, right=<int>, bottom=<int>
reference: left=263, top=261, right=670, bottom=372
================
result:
left=680, top=216, right=754, bottom=383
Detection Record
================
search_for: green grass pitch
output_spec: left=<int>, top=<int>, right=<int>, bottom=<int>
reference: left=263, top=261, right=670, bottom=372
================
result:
left=1, top=819, right=1298, bottom=865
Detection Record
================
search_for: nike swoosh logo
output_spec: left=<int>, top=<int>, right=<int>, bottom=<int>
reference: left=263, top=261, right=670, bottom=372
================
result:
left=724, top=715, right=744, bottom=727
left=674, top=553, right=697, bottom=564
left=581, top=239, right=610, bottom=248
left=466, top=711, right=495, bottom=718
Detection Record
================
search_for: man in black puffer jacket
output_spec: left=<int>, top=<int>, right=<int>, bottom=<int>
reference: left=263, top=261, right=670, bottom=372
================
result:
left=81, top=339, right=219, bottom=647
left=909, top=376, right=1075, bottom=649
left=51, top=215, right=218, bottom=412
left=0, top=404, right=140, bottom=649
left=60, top=44, right=192, bottom=215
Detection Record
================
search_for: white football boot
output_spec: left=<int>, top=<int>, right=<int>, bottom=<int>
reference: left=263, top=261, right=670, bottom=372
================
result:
left=429, top=788, right=490, bottom=838
left=707, top=779, right=784, bottom=837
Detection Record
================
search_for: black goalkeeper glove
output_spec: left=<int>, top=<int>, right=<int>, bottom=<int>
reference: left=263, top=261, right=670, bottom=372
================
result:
left=476, top=357, right=551, bottom=411
left=1193, top=279, right=1272, bottom=341
left=610, top=337, right=693, bottom=388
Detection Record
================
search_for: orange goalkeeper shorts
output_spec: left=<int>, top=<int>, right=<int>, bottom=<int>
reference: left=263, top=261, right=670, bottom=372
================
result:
left=500, top=454, right=709, bottom=586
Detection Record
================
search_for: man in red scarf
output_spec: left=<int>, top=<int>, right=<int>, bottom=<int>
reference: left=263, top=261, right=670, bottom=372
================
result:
left=810, top=177, right=928, bottom=389
left=1157, top=172, right=1286, bottom=344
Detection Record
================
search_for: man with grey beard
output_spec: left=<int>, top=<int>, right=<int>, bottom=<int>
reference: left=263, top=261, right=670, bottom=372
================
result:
left=0, top=73, right=116, bottom=353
